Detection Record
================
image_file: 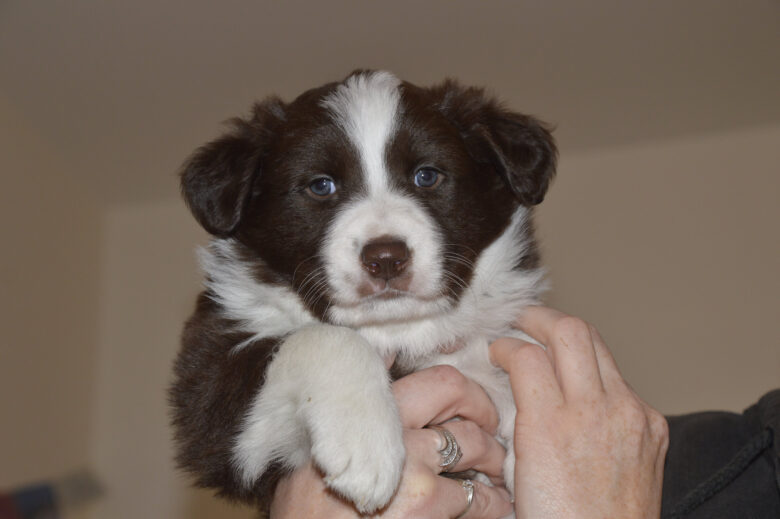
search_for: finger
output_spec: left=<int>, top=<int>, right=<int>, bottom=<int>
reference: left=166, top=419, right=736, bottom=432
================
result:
left=437, top=478, right=512, bottom=519
left=393, top=365, right=499, bottom=434
left=407, top=421, right=507, bottom=479
left=489, top=337, right=564, bottom=411
left=588, top=324, right=627, bottom=392
left=512, top=305, right=568, bottom=347
left=271, top=461, right=362, bottom=518
left=515, top=307, right=605, bottom=399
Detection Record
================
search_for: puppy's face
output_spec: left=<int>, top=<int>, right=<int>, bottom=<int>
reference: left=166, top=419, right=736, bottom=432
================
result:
left=181, top=71, right=556, bottom=327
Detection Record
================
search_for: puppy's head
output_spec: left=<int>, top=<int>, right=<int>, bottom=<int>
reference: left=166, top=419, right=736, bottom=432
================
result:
left=181, top=71, right=556, bottom=326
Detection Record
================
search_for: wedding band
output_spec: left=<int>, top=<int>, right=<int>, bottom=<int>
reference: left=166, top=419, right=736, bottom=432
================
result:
left=426, top=424, right=463, bottom=472
left=454, top=479, right=475, bottom=519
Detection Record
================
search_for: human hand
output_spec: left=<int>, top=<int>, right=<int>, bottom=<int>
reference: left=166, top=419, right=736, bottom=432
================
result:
left=270, top=365, right=513, bottom=518
left=490, top=306, right=669, bottom=519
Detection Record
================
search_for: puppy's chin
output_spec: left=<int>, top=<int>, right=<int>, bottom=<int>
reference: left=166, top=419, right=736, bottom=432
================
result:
left=326, top=294, right=452, bottom=328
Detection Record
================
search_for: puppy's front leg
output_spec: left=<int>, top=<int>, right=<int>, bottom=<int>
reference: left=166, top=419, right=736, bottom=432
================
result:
left=233, top=324, right=404, bottom=513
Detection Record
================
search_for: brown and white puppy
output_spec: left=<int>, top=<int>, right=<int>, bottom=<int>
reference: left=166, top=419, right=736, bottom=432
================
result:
left=170, top=70, right=556, bottom=515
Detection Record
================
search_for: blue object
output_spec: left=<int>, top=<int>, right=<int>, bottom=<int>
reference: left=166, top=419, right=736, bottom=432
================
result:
left=10, top=484, right=58, bottom=519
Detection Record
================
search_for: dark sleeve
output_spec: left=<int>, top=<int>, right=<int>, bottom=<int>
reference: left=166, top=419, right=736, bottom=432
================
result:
left=661, top=389, right=780, bottom=518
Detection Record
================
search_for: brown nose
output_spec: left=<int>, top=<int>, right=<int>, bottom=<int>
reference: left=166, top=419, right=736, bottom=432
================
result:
left=360, top=239, right=410, bottom=280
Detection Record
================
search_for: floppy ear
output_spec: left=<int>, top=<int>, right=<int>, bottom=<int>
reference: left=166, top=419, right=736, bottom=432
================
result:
left=180, top=98, right=285, bottom=237
left=433, top=80, right=557, bottom=206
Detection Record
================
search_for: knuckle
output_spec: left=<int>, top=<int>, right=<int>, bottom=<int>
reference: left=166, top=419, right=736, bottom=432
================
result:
left=461, top=421, right=487, bottom=452
left=619, top=399, right=649, bottom=429
left=461, top=419, right=481, bottom=437
left=405, top=474, right=440, bottom=518
left=491, top=336, right=518, bottom=350
left=406, top=505, right=435, bottom=519
left=649, top=409, right=670, bottom=441
left=554, top=315, right=592, bottom=337
left=468, top=481, right=507, bottom=519
left=406, top=502, right=436, bottom=519
left=659, top=425, right=671, bottom=452
left=466, top=482, right=487, bottom=517
left=507, top=342, right=544, bottom=368
left=429, top=364, right=467, bottom=391
left=493, top=337, right=531, bottom=363
left=588, top=323, right=605, bottom=343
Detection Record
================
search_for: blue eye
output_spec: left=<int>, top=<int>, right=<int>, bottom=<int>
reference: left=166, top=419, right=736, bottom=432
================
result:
left=309, top=177, right=336, bottom=198
left=414, top=167, right=441, bottom=188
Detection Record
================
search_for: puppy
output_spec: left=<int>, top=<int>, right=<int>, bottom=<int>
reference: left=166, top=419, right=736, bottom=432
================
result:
left=169, top=70, right=556, bottom=515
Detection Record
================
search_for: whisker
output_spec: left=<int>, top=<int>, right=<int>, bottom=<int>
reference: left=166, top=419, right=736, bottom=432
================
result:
left=302, top=276, right=328, bottom=308
left=291, top=254, right=321, bottom=285
left=441, top=243, right=479, bottom=258
left=443, top=254, right=476, bottom=270
left=441, top=275, right=467, bottom=296
left=443, top=249, right=476, bottom=261
left=321, top=298, right=335, bottom=322
left=441, top=268, right=478, bottom=304
left=307, top=282, right=334, bottom=316
left=296, top=266, right=326, bottom=297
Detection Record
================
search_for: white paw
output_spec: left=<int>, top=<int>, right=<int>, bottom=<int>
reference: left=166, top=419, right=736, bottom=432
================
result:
left=309, top=404, right=405, bottom=513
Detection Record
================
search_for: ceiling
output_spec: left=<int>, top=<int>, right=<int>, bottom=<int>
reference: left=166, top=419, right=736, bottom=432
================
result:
left=2, top=0, right=779, bottom=206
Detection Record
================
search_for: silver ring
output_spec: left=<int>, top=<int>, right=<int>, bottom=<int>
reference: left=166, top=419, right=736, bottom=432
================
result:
left=454, top=479, right=475, bottom=519
left=426, top=425, right=463, bottom=472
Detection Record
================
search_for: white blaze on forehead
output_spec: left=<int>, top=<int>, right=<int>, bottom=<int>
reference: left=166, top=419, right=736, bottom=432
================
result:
left=319, top=72, right=448, bottom=327
left=320, top=71, right=401, bottom=193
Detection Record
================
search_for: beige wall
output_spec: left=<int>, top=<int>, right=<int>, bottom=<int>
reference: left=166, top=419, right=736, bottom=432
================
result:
left=90, top=200, right=252, bottom=518
left=79, top=124, right=779, bottom=517
left=0, top=97, right=101, bottom=487
left=539, top=124, right=780, bottom=414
